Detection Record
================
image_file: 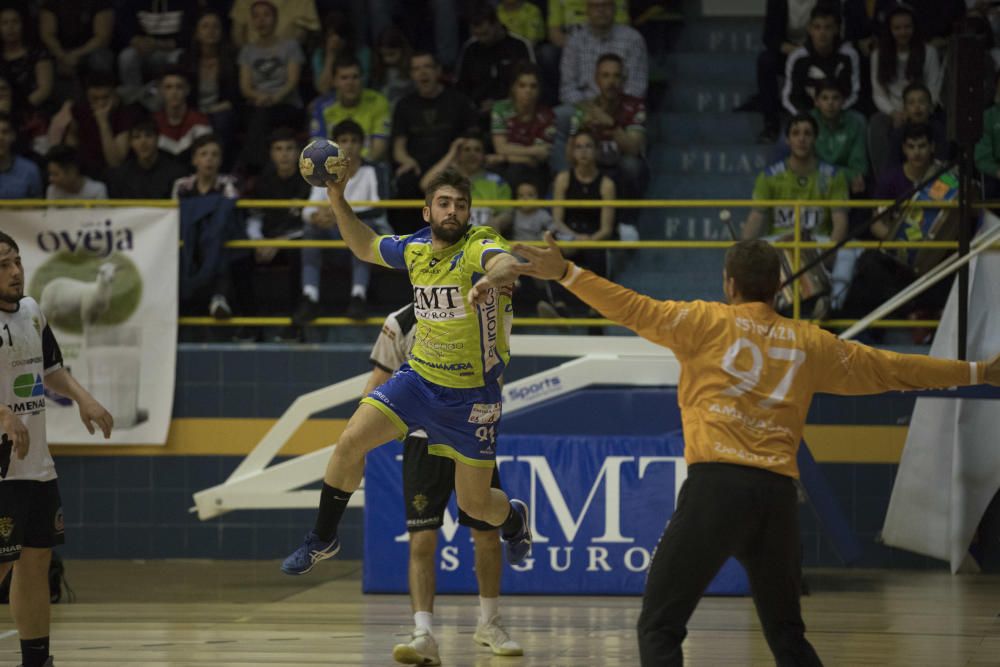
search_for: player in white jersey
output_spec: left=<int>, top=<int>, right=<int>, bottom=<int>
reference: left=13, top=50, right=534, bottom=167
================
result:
left=0, top=232, right=113, bottom=667
left=370, top=303, right=521, bottom=665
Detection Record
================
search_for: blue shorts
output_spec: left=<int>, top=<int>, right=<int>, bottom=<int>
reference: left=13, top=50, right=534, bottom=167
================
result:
left=361, top=363, right=502, bottom=468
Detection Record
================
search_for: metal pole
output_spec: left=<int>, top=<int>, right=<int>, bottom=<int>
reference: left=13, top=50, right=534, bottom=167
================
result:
left=957, top=146, right=971, bottom=360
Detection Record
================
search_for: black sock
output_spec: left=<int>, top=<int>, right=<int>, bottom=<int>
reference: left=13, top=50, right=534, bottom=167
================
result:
left=500, top=503, right=523, bottom=538
left=20, top=637, right=49, bottom=667
left=314, top=483, right=352, bottom=541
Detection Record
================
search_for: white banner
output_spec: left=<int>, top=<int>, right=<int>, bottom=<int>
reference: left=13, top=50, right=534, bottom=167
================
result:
left=881, top=214, right=1000, bottom=572
left=4, top=207, right=177, bottom=445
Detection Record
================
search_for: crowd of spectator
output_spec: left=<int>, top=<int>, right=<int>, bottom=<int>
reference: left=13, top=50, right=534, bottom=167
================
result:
left=0, top=0, right=997, bottom=343
left=744, top=0, right=999, bottom=331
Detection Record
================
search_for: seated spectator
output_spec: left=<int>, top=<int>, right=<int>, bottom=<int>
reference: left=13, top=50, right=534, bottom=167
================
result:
left=457, top=2, right=534, bottom=121
left=370, top=26, right=413, bottom=110
left=45, top=145, right=107, bottom=199
left=116, top=1, right=186, bottom=105
left=781, top=6, right=861, bottom=118
left=107, top=118, right=188, bottom=199
left=312, top=10, right=370, bottom=96
left=840, top=123, right=958, bottom=322
left=172, top=133, right=239, bottom=199
left=60, top=71, right=144, bottom=176
left=549, top=130, right=615, bottom=316
left=567, top=52, right=647, bottom=198
left=230, top=0, right=319, bottom=47
left=743, top=113, right=851, bottom=316
left=309, top=56, right=390, bottom=162
left=976, top=72, right=1000, bottom=200
left=237, top=0, right=306, bottom=173
left=38, top=0, right=114, bottom=82
left=750, top=0, right=817, bottom=143
left=867, top=5, right=943, bottom=175
left=294, top=120, right=391, bottom=324
left=172, top=133, right=242, bottom=321
left=559, top=0, right=647, bottom=106
left=154, top=69, right=212, bottom=162
left=178, top=10, right=241, bottom=161
left=491, top=61, right=554, bottom=189
left=0, top=6, right=54, bottom=119
left=367, top=0, right=461, bottom=71
left=509, top=177, right=559, bottom=317
left=497, top=0, right=546, bottom=45
left=390, top=51, right=478, bottom=232
left=0, top=111, right=41, bottom=198
left=871, top=82, right=948, bottom=178
left=420, top=131, right=513, bottom=231
left=244, top=128, right=311, bottom=339
left=810, top=79, right=867, bottom=195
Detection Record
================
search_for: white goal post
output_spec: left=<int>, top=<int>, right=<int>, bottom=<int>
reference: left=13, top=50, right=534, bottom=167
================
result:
left=192, top=336, right=680, bottom=520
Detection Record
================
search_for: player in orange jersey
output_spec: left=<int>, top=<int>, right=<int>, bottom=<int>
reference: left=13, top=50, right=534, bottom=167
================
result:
left=513, top=233, right=1000, bottom=667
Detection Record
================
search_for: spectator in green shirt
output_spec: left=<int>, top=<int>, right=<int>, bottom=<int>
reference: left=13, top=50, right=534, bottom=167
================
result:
left=810, top=78, right=868, bottom=195
left=497, top=0, right=545, bottom=45
left=975, top=72, right=1000, bottom=200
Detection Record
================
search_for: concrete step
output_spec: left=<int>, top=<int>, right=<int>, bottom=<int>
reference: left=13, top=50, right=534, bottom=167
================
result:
left=649, top=112, right=762, bottom=144
left=657, top=53, right=756, bottom=83
left=649, top=172, right=757, bottom=200
left=670, top=19, right=761, bottom=54
left=658, top=81, right=756, bottom=112
left=649, top=144, right=773, bottom=174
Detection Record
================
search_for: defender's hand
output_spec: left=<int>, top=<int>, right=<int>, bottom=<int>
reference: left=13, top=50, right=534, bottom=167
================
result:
left=467, top=276, right=494, bottom=306
left=79, top=398, right=114, bottom=438
left=512, top=231, right=570, bottom=281
left=1, top=410, right=29, bottom=459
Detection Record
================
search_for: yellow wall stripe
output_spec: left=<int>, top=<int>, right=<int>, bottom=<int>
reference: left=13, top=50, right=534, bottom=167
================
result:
left=51, top=420, right=908, bottom=464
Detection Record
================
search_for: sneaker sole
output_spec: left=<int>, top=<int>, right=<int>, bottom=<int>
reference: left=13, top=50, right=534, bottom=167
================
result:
left=473, top=635, right=524, bottom=656
left=279, top=542, right=340, bottom=575
left=392, top=644, right=441, bottom=665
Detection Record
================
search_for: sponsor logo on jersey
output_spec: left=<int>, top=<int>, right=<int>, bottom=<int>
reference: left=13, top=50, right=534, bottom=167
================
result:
left=411, top=356, right=474, bottom=373
left=478, top=289, right=501, bottom=373
left=12, top=373, right=44, bottom=398
left=0, top=517, right=13, bottom=540
left=7, top=399, right=45, bottom=414
left=467, top=402, right=501, bottom=424
left=413, top=285, right=466, bottom=321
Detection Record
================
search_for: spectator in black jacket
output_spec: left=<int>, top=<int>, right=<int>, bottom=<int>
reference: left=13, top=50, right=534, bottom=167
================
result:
left=107, top=118, right=187, bottom=199
left=456, top=2, right=534, bottom=123
left=753, top=0, right=817, bottom=143
left=782, top=6, right=861, bottom=117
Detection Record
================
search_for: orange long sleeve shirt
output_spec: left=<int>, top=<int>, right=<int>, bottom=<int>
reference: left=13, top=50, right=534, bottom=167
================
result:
left=559, top=264, right=983, bottom=478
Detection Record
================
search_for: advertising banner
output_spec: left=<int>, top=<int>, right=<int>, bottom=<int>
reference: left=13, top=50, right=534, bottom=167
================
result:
left=5, top=207, right=178, bottom=444
left=364, top=433, right=749, bottom=595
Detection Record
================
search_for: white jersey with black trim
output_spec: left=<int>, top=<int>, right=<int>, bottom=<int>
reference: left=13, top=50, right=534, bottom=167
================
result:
left=0, top=297, right=63, bottom=482
left=369, top=302, right=427, bottom=438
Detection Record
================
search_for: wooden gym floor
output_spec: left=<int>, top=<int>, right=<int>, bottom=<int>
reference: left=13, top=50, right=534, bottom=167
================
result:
left=0, top=561, right=997, bottom=666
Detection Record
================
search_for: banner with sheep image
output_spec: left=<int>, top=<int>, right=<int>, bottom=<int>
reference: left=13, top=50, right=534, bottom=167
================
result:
left=4, top=208, right=178, bottom=445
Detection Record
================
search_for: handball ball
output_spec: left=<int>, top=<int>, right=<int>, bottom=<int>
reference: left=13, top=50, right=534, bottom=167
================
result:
left=299, top=138, right=348, bottom=187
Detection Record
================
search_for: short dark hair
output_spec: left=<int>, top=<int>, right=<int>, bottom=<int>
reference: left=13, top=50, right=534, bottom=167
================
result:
left=725, top=240, right=781, bottom=303
left=333, top=54, right=362, bottom=75
left=596, top=52, right=624, bottom=70
left=84, top=70, right=117, bottom=90
left=459, top=129, right=485, bottom=145
left=786, top=112, right=818, bottom=137
left=424, top=167, right=471, bottom=206
left=268, top=127, right=298, bottom=147
left=814, top=78, right=844, bottom=97
left=191, top=133, right=222, bottom=154
left=0, top=231, right=19, bottom=253
left=159, top=66, right=190, bottom=84
left=901, top=122, right=933, bottom=144
left=46, top=145, right=79, bottom=170
left=902, top=82, right=931, bottom=103
left=130, top=117, right=158, bottom=136
left=330, top=119, right=364, bottom=142
left=250, top=0, right=278, bottom=18
left=809, top=3, right=841, bottom=22
left=409, top=50, right=437, bottom=68
left=469, top=1, right=499, bottom=26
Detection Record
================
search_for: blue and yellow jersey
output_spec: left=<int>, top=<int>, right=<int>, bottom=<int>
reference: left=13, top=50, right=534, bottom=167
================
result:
left=371, top=225, right=514, bottom=389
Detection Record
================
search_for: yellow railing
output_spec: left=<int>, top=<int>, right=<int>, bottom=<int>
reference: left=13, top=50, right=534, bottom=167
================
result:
left=4, top=198, right=995, bottom=330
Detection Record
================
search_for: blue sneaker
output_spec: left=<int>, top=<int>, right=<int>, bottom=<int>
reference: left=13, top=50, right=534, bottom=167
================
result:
left=280, top=531, right=340, bottom=575
left=503, top=499, right=532, bottom=565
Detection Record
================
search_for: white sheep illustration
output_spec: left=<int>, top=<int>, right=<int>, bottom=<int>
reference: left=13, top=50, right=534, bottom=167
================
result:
left=40, top=262, right=118, bottom=325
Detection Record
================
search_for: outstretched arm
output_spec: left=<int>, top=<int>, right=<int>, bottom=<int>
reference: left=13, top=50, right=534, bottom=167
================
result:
left=326, top=173, right=378, bottom=264
left=44, top=368, right=113, bottom=438
left=468, top=252, right=519, bottom=305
